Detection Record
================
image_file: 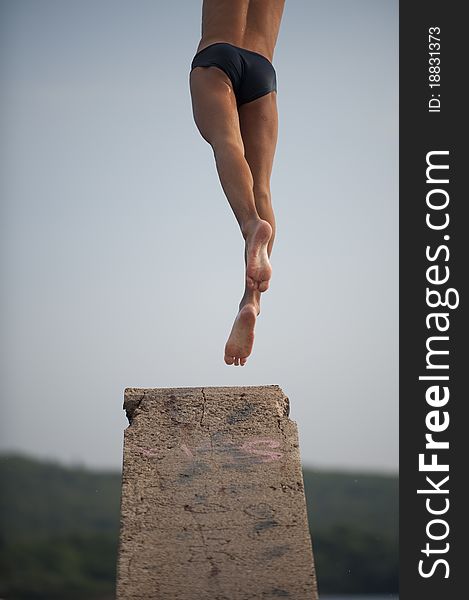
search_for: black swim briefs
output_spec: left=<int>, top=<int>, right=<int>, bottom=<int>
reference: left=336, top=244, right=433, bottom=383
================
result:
left=190, top=42, right=277, bottom=106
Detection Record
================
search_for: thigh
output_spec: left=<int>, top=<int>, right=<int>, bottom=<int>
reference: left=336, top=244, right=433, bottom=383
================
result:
left=190, top=67, right=244, bottom=149
left=238, top=91, right=278, bottom=190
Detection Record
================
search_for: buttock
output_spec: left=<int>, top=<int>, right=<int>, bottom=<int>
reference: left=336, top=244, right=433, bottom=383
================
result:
left=190, top=42, right=277, bottom=106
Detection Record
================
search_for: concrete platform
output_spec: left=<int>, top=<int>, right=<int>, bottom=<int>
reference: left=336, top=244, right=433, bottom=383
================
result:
left=116, top=385, right=318, bottom=599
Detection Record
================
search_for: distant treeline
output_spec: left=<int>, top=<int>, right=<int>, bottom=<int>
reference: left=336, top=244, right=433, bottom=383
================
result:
left=0, top=454, right=398, bottom=599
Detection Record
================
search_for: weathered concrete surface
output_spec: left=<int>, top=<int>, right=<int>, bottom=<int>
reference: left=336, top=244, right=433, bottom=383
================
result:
left=116, top=386, right=318, bottom=600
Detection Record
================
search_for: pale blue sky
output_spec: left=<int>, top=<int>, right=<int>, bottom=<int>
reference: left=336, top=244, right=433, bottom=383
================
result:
left=1, top=0, right=398, bottom=472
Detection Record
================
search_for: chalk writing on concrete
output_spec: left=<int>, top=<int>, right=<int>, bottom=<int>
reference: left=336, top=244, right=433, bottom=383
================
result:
left=180, top=437, right=283, bottom=465
left=135, top=446, right=159, bottom=458
left=241, top=438, right=283, bottom=462
left=180, top=443, right=194, bottom=459
left=135, top=436, right=283, bottom=465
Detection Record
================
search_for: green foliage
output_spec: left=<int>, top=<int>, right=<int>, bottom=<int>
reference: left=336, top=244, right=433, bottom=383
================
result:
left=303, top=469, right=399, bottom=539
left=0, top=534, right=116, bottom=600
left=0, top=454, right=121, bottom=543
left=0, top=454, right=120, bottom=599
left=312, top=526, right=398, bottom=594
left=303, top=469, right=398, bottom=594
left=0, top=453, right=398, bottom=598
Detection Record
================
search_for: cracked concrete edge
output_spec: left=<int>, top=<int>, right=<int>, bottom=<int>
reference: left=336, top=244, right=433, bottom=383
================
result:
left=123, top=385, right=291, bottom=426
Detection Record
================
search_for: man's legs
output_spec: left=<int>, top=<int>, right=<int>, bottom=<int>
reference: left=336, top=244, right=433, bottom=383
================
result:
left=239, top=90, right=278, bottom=257
left=237, top=89, right=278, bottom=304
left=189, top=67, right=277, bottom=365
left=221, top=91, right=279, bottom=365
left=190, top=67, right=272, bottom=293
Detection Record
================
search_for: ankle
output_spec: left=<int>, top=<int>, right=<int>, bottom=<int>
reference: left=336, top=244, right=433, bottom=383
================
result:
left=241, top=217, right=262, bottom=240
left=239, top=298, right=260, bottom=316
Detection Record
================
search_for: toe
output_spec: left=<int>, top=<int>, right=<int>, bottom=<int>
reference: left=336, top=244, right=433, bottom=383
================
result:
left=240, top=357, right=247, bottom=366
left=234, top=357, right=240, bottom=366
left=225, top=355, right=234, bottom=365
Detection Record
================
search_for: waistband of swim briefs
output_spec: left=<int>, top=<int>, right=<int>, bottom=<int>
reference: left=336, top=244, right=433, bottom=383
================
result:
left=192, top=42, right=274, bottom=66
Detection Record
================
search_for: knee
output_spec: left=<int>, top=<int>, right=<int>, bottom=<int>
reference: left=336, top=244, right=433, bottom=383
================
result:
left=211, top=137, right=244, bottom=162
left=211, top=135, right=241, bottom=153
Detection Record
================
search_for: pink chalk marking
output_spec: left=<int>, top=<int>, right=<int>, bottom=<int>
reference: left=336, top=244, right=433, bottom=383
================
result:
left=180, top=443, right=194, bottom=459
left=241, top=438, right=283, bottom=462
left=178, top=438, right=282, bottom=464
left=135, top=446, right=159, bottom=458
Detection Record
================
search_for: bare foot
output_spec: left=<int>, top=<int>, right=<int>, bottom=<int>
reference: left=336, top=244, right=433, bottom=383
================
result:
left=245, top=219, right=272, bottom=292
left=224, top=304, right=258, bottom=366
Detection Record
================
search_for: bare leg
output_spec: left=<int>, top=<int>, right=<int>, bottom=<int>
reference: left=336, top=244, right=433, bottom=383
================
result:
left=239, top=90, right=278, bottom=257
left=190, top=69, right=278, bottom=365
left=223, top=92, right=279, bottom=366
left=190, top=67, right=272, bottom=293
